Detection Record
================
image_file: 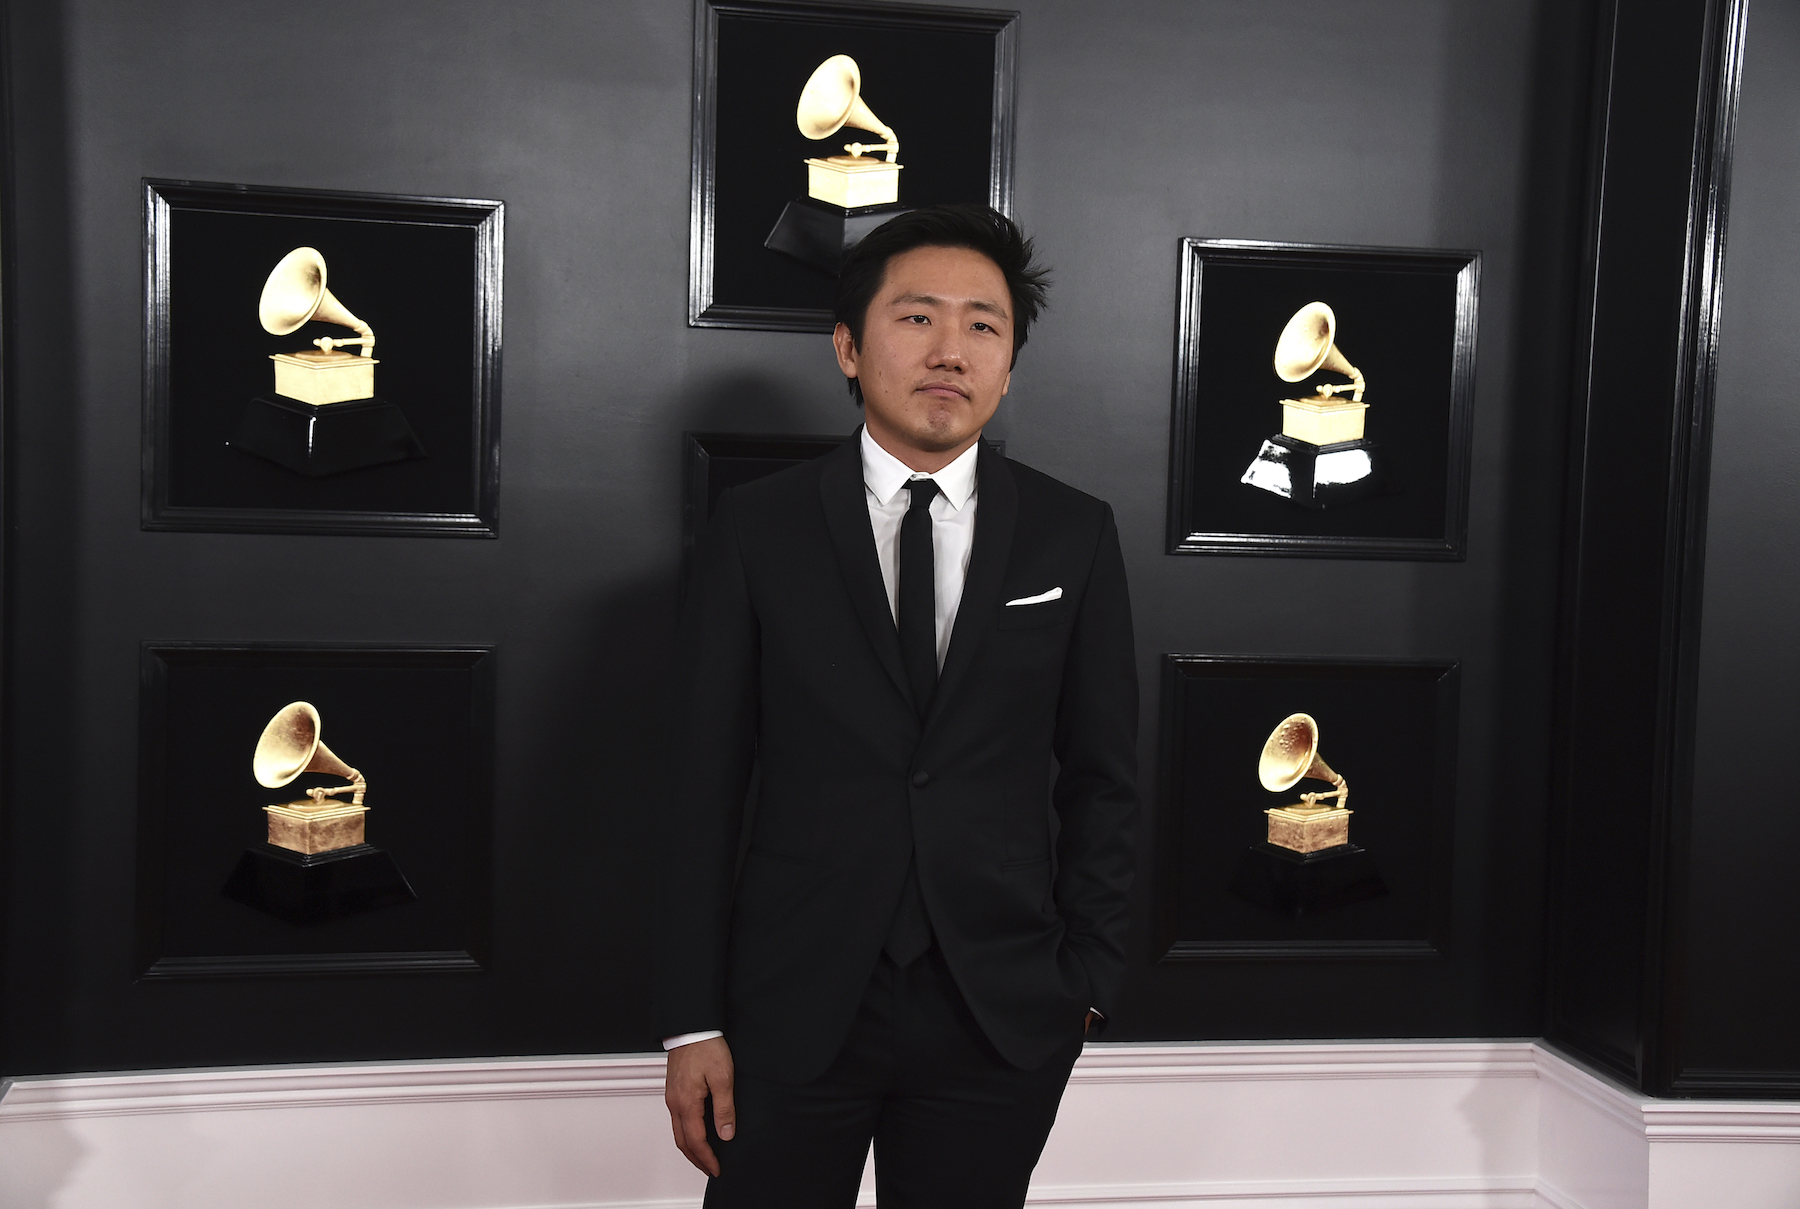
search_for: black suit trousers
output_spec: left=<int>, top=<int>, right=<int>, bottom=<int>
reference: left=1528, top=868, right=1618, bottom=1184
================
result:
left=703, top=950, right=1084, bottom=1209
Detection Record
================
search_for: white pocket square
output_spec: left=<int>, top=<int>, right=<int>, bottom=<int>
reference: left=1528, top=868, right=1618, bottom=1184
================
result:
left=1005, top=587, right=1062, bottom=607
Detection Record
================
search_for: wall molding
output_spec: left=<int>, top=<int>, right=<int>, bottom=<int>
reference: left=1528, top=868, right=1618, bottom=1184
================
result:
left=0, top=1042, right=1542, bottom=1123
left=1534, top=1043, right=1800, bottom=1143
left=3, top=1041, right=1797, bottom=1209
left=1070, top=1040, right=1539, bottom=1085
left=0, top=1055, right=667, bottom=1122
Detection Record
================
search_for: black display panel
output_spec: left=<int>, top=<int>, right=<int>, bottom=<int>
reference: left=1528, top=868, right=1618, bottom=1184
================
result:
left=1156, top=655, right=1459, bottom=961
left=136, top=644, right=494, bottom=978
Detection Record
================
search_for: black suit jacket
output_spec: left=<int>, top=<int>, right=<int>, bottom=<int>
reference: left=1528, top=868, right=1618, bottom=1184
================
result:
left=658, top=433, right=1137, bottom=1084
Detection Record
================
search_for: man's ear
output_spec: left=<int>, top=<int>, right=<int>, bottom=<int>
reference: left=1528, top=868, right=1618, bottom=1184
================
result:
left=832, top=323, right=859, bottom=379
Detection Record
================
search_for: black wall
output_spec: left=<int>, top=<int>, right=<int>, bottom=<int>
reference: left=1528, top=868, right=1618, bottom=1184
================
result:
left=1, top=0, right=1592, bottom=1076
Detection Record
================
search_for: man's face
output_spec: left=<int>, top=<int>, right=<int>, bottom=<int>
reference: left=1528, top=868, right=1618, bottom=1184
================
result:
left=833, top=244, right=1013, bottom=463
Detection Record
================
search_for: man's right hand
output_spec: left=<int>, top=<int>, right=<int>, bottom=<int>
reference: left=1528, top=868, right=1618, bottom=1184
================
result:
left=664, top=1035, right=736, bottom=1177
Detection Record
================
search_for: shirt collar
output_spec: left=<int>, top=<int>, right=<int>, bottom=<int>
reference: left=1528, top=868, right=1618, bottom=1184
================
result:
left=860, top=426, right=981, bottom=511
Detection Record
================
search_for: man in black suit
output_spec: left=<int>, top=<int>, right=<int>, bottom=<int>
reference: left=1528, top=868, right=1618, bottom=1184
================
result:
left=659, top=205, right=1137, bottom=1208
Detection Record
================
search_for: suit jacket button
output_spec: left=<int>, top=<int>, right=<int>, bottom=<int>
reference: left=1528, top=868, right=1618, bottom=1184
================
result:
left=911, top=771, right=930, bottom=788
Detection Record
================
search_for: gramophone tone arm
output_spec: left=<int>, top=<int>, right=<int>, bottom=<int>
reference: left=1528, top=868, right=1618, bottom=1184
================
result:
left=1311, top=365, right=1366, bottom=403
left=843, top=132, right=900, bottom=162
left=306, top=769, right=367, bottom=808
left=1298, top=774, right=1349, bottom=811
left=312, top=320, right=376, bottom=358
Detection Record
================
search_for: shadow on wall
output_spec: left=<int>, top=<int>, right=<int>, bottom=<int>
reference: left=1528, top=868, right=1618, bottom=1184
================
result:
left=502, top=367, right=849, bottom=1049
left=0, top=1110, right=91, bottom=1208
left=505, top=570, right=684, bottom=1048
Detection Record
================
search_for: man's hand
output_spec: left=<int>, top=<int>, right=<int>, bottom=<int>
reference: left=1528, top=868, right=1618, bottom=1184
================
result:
left=1085, top=1010, right=1097, bottom=1034
left=665, top=1036, right=736, bottom=1177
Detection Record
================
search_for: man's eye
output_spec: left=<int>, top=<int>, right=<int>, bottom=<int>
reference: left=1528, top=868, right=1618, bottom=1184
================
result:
left=905, top=314, right=930, bottom=324
left=972, top=322, right=994, bottom=332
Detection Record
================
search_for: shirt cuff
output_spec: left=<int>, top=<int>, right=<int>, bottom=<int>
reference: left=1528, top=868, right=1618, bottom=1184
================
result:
left=663, top=1030, right=725, bottom=1051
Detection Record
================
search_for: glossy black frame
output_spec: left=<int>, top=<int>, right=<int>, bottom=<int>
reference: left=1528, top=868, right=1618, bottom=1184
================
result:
left=1166, top=239, right=1480, bottom=560
left=141, top=179, right=504, bottom=537
left=1154, top=654, right=1460, bottom=962
left=688, top=0, right=1018, bottom=332
left=134, top=643, right=495, bottom=980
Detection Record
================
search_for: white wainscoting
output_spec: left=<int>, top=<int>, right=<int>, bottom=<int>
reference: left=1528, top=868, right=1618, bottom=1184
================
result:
left=1, top=1042, right=1796, bottom=1208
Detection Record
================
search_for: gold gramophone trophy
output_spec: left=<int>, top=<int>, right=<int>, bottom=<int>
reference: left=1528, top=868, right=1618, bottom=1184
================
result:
left=764, top=54, right=911, bottom=274
left=260, top=247, right=378, bottom=405
left=221, top=701, right=415, bottom=925
left=225, top=247, right=425, bottom=477
left=1226, top=711, right=1387, bottom=916
left=1241, top=302, right=1384, bottom=508
left=1258, top=712, right=1351, bottom=853
left=254, top=701, right=369, bottom=855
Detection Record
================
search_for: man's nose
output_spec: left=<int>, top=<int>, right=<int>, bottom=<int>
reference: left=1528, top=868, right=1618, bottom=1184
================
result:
left=928, top=331, right=967, bottom=370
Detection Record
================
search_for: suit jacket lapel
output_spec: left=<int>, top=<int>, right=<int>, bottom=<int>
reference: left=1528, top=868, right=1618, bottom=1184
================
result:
left=819, top=429, right=913, bottom=709
left=927, top=440, right=1017, bottom=730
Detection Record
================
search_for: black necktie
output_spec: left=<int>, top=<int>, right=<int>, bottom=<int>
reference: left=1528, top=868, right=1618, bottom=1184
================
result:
left=897, top=477, right=941, bottom=719
left=885, top=476, right=939, bottom=965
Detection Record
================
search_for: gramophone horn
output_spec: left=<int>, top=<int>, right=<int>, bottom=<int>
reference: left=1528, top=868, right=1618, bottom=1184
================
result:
left=253, top=701, right=360, bottom=791
left=796, top=54, right=898, bottom=160
left=1257, top=712, right=1344, bottom=795
left=257, top=247, right=375, bottom=356
left=1273, top=301, right=1363, bottom=400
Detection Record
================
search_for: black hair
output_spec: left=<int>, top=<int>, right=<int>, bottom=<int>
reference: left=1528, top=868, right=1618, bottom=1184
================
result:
left=833, top=203, right=1051, bottom=405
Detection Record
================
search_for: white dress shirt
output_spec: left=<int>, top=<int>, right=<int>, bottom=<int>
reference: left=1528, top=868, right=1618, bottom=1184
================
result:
left=662, top=430, right=982, bottom=1053
left=859, top=426, right=981, bottom=666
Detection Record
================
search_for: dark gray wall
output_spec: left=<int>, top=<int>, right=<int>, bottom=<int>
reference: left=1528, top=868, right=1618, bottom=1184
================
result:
left=1, top=0, right=1589, bottom=1074
left=1684, top=0, right=1800, bottom=1086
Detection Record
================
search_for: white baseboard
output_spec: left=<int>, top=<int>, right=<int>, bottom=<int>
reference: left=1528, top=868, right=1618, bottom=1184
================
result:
left=442, top=1178, right=1547, bottom=1209
left=1, top=1042, right=1795, bottom=1209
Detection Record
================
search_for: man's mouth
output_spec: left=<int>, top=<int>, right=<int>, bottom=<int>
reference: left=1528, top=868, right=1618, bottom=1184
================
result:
left=917, top=381, right=969, bottom=400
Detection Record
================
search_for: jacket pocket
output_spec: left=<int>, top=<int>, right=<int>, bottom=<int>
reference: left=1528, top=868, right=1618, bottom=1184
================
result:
left=994, top=598, right=1073, bottom=631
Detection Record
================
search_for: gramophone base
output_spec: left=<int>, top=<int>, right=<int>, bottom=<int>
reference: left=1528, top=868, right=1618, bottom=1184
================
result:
left=1242, top=434, right=1384, bottom=509
left=1266, top=805, right=1352, bottom=853
left=264, top=800, right=367, bottom=855
left=227, top=394, right=426, bottom=478
left=765, top=196, right=911, bottom=275
left=222, top=842, right=416, bottom=926
left=1227, top=842, right=1388, bottom=917
left=270, top=350, right=380, bottom=406
left=1280, top=396, right=1367, bottom=445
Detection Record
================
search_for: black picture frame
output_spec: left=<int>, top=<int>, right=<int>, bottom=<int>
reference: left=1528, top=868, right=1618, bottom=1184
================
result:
left=142, top=179, right=503, bottom=537
left=689, top=0, right=1018, bottom=332
left=1166, top=240, right=1479, bottom=560
left=1155, top=654, right=1459, bottom=961
left=135, top=643, right=495, bottom=979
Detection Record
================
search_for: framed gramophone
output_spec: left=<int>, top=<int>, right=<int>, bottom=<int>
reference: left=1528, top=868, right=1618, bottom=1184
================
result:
left=1224, top=711, right=1388, bottom=917
left=225, top=246, right=426, bottom=478
left=1240, top=302, right=1385, bottom=508
left=221, top=700, right=415, bottom=925
left=1164, top=239, right=1480, bottom=560
left=763, top=54, right=912, bottom=275
left=688, top=0, right=1018, bottom=331
left=133, top=642, right=494, bottom=979
left=1154, top=654, right=1460, bottom=959
left=140, top=178, right=503, bottom=538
